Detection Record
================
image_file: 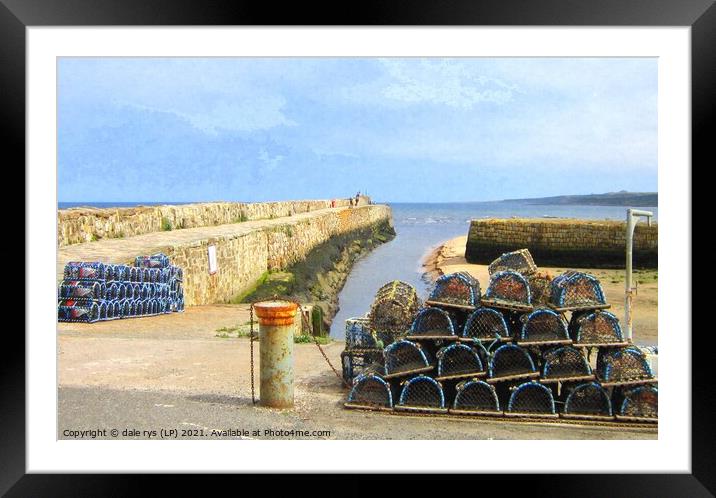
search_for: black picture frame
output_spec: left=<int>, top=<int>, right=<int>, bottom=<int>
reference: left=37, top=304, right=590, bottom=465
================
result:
left=5, top=0, right=708, bottom=494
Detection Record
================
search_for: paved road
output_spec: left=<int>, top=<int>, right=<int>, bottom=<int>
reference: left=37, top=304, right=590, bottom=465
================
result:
left=58, top=385, right=657, bottom=441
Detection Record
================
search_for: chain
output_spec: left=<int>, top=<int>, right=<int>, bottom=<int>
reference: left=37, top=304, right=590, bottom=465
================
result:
left=248, top=295, right=349, bottom=405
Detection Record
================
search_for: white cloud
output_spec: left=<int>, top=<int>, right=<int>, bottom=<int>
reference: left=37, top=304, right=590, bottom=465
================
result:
left=379, top=59, right=516, bottom=108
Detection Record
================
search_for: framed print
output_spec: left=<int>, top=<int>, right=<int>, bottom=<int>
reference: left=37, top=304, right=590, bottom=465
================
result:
left=7, top=0, right=711, bottom=493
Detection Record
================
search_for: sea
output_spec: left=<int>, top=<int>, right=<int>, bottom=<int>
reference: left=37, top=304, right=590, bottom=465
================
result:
left=59, top=200, right=658, bottom=339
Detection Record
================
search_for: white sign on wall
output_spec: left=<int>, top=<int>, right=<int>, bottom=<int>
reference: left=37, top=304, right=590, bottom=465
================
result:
left=207, top=245, right=218, bottom=275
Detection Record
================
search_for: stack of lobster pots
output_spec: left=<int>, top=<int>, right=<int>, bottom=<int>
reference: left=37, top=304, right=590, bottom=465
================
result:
left=57, top=252, right=184, bottom=323
left=344, top=248, right=658, bottom=425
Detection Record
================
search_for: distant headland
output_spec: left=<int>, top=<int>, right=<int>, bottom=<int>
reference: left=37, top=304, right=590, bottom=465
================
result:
left=500, top=191, right=657, bottom=207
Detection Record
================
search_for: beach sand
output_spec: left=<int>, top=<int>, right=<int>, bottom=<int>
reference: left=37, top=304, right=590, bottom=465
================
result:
left=423, top=235, right=658, bottom=346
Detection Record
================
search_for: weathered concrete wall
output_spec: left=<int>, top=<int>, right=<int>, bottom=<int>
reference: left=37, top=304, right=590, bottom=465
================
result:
left=58, top=197, right=370, bottom=246
left=465, top=218, right=657, bottom=268
left=165, top=204, right=393, bottom=306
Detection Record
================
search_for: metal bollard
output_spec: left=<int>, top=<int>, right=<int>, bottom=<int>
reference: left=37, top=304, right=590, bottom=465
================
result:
left=253, top=300, right=298, bottom=408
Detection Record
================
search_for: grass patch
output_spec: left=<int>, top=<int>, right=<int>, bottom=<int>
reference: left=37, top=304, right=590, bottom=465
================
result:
left=161, top=217, right=173, bottom=231
left=215, top=323, right=256, bottom=339
left=294, top=334, right=331, bottom=344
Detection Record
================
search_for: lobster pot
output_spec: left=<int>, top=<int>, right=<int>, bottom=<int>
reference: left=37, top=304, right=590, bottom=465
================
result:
left=117, top=298, right=132, bottom=318
left=128, top=267, right=143, bottom=283
left=451, top=379, right=501, bottom=414
left=130, top=283, right=142, bottom=300
left=345, top=373, right=394, bottom=410
left=435, top=343, right=485, bottom=380
left=170, top=265, right=183, bottom=281
left=104, top=264, right=117, bottom=282
left=461, top=308, right=511, bottom=343
left=345, top=317, right=381, bottom=350
left=506, top=382, right=557, bottom=417
left=518, top=309, right=571, bottom=346
left=617, top=385, right=658, bottom=422
left=597, top=347, right=656, bottom=387
left=135, top=252, right=170, bottom=269
left=396, top=375, right=447, bottom=413
left=483, top=271, right=532, bottom=310
left=527, top=273, right=553, bottom=306
left=367, top=280, right=421, bottom=345
left=105, top=264, right=130, bottom=282
left=488, top=344, right=538, bottom=383
left=562, top=382, right=613, bottom=419
left=140, top=268, right=156, bottom=283
left=59, top=280, right=106, bottom=300
left=549, top=271, right=606, bottom=310
left=427, top=271, right=481, bottom=308
left=488, top=249, right=537, bottom=276
left=341, top=351, right=382, bottom=384
left=63, top=262, right=106, bottom=281
left=383, top=340, right=433, bottom=379
left=58, top=301, right=100, bottom=323
left=98, top=301, right=109, bottom=320
left=570, top=310, right=626, bottom=347
left=170, top=279, right=182, bottom=294
left=172, top=296, right=185, bottom=312
left=406, top=307, right=457, bottom=340
left=108, top=282, right=128, bottom=301
left=176, top=289, right=185, bottom=311
left=110, top=300, right=120, bottom=319
left=541, top=346, right=593, bottom=383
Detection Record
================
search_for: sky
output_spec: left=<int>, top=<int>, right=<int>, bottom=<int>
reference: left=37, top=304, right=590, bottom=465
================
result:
left=58, top=57, right=657, bottom=203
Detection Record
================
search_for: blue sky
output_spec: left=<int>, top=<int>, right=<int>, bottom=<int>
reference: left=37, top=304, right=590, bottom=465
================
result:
left=58, top=57, right=657, bottom=203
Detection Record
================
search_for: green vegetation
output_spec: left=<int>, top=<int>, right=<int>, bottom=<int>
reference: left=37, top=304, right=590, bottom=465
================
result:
left=230, top=271, right=270, bottom=304
left=90, top=234, right=99, bottom=242
left=215, top=321, right=255, bottom=338
left=161, top=217, right=173, bottom=231
left=214, top=322, right=331, bottom=344
left=233, top=212, right=249, bottom=223
left=311, top=305, right=324, bottom=337
left=294, top=334, right=331, bottom=345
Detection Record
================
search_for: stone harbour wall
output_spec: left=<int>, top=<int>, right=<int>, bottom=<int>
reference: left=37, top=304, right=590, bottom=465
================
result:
left=57, top=198, right=367, bottom=246
left=465, top=218, right=658, bottom=268
left=164, top=204, right=393, bottom=306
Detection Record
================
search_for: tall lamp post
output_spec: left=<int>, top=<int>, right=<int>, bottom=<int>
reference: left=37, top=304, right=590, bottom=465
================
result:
left=625, top=208, right=654, bottom=342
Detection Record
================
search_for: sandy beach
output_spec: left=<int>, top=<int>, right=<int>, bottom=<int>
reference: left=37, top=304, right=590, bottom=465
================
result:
left=423, top=235, right=658, bottom=346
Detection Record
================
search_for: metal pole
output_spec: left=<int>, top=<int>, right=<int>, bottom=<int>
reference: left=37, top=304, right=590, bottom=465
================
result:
left=253, top=300, right=298, bottom=408
left=625, top=209, right=653, bottom=342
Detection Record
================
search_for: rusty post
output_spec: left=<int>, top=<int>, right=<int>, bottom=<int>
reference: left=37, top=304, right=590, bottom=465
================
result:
left=253, top=300, right=298, bottom=408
